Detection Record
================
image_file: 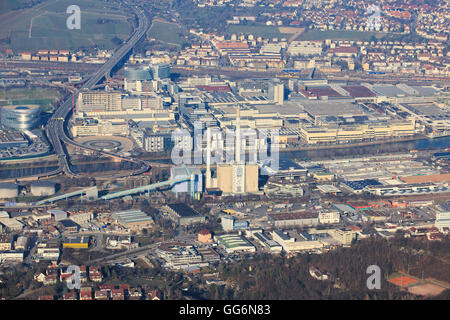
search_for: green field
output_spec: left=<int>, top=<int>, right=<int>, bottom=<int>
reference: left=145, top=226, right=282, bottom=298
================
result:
left=0, top=0, right=29, bottom=15
left=0, top=87, right=62, bottom=112
left=225, top=24, right=290, bottom=40
left=295, top=30, right=392, bottom=41
left=148, top=20, right=186, bottom=46
left=0, top=0, right=133, bottom=50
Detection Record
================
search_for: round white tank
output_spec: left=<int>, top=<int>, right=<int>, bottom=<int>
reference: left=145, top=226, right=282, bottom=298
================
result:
left=0, top=183, right=19, bottom=198
left=30, top=181, right=56, bottom=197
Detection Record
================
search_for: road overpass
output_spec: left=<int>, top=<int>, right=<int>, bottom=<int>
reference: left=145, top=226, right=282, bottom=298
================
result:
left=45, top=3, right=151, bottom=179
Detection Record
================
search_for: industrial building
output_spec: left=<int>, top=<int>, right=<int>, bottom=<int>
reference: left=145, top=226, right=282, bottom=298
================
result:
left=205, top=106, right=261, bottom=195
left=251, top=231, right=282, bottom=253
left=0, top=129, right=28, bottom=149
left=366, top=184, right=449, bottom=197
left=48, top=209, right=67, bottom=221
left=271, top=230, right=324, bottom=253
left=221, top=215, right=249, bottom=231
left=31, top=181, right=56, bottom=197
left=299, top=120, right=417, bottom=144
left=14, top=236, right=28, bottom=251
left=216, top=163, right=259, bottom=194
left=341, top=179, right=383, bottom=193
left=215, top=234, right=256, bottom=254
left=113, top=209, right=154, bottom=231
left=170, top=166, right=203, bottom=196
left=268, top=211, right=319, bottom=228
left=162, top=203, right=206, bottom=226
left=58, top=219, right=80, bottom=233
left=62, top=236, right=89, bottom=249
left=0, top=183, right=19, bottom=199
left=268, top=159, right=307, bottom=180
left=1, top=105, right=40, bottom=130
left=263, top=181, right=304, bottom=198
left=0, top=218, right=24, bottom=232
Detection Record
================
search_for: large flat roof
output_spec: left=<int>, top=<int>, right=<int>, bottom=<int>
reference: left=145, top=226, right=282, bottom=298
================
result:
left=342, top=86, right=376, bottom=98
left=167, top=203, right=201, bottom=218
left=370, top=85, right=408, bottom=97
left=300, top=101, right=365, bottom=117
left=268, top=211, right=318, bottom=221
left=114, top=209, right=154, bottom=225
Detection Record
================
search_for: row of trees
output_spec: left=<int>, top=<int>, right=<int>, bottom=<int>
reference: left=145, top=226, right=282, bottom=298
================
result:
left=206, top=236, right=449, bottom=300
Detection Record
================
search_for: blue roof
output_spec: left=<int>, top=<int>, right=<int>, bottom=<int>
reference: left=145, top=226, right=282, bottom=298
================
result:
left=344, top=179, right=382, bottom=191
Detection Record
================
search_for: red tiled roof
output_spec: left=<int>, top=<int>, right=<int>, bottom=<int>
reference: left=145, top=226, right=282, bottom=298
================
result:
left=216, top=41, right=249, bottom=49
left=199, top=229, right=211, bottom=235
left=327, top=47, right=357, bottom=54
left=342, top=86, right=376, bottom=98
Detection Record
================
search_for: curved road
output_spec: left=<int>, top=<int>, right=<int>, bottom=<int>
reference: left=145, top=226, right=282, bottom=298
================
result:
left=45, top=3, right=151, bottom=179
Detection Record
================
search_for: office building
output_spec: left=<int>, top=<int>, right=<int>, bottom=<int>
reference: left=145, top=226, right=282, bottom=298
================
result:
left=150, top=63, right=171, bottom=80
left=36, top=241, right=60, bottom=260
left=318, top=211, right=340, bottom=224
left=287, top=41, right=323, bottom=56
left=0, top=235, right=12, bottom=251
left=77, top=90, right=123, bottom=113
left=435, top=202, right=450, bottom=232
left=268, top=82, right=284, bottom=105
left=332, top=228, right=357, bottom=245
left=124, top=66, right=152, bottom=92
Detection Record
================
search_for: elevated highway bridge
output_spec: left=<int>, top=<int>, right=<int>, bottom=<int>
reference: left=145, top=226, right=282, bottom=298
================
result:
left=44, top=2, right=151, bottom=179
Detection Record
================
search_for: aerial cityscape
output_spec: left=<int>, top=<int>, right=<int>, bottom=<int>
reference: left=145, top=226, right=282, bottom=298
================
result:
left=0, top=0, right=448, bottom=307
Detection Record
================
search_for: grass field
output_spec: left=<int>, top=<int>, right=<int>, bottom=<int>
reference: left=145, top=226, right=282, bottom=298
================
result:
left=0, top=87, right=62, bottom=112
left=0, top=0, right=133, bottom=50
left=225, top=24, right=291, bottom=40
left=0, top=0, right=29, bottom=15
left=148, top=20, right=186, bottom=46
left=295, top=30, right=391, bottom=41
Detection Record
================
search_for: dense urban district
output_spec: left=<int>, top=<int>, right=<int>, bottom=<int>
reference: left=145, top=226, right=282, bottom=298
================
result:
left=0, top=0, right=448, bottom=301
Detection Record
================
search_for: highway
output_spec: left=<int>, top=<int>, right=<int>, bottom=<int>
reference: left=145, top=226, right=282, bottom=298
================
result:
left=45, top=3, right=151, bottom=179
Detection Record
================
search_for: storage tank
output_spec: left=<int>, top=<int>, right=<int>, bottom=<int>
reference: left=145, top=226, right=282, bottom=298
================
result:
left=0, top=183, right=19, bottom=198
left=30, top=181, right=56, bottom=196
